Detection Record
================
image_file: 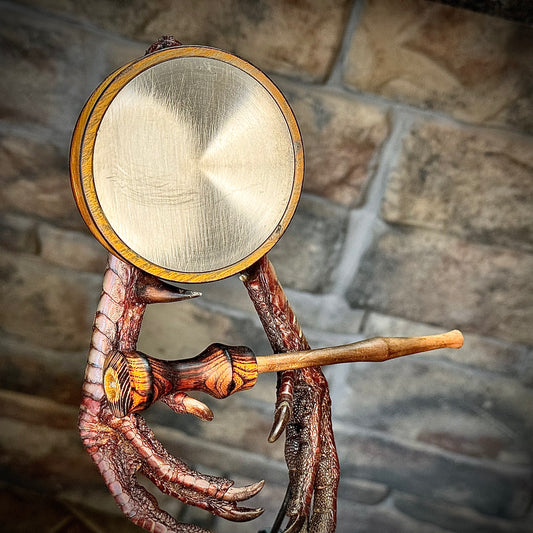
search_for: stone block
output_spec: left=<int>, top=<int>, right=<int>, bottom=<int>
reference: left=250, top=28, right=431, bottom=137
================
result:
left=138, top=298, right=271, bottom=358
left=339, top=477, right=389, bottom=505
left=0, top=333, right=86, bottom=406
left=282, top=291, right=365, bottom=341
left=335, top=427, right=532, bottom=519
left=344, top=0, right=533, bottom=132
left=333, top=354, right=533, bottom=466
left=16, top=0, right=352, bottom=80
left=38, top=224, right=107, bottom=273
left=0, top=250, right=101, bottom=351
left=382, top=121, right=533, bottom=253
left=363, top=312, right=533, bottom=388
left=335, top=499, right=450, bottom=533
left=0, top=485, right=143, bottom=533
left=346, top=227, right=533, bottom=345
left=0, top=390, right=101, bottom=492
left=268, top=194, right=349, bottom=293
left=173, top=274, right=260, bottom=319
left=0, top=134, right=83, bottom=230
left=186, top=268, right=365, bottom=346
left=0, top=4, right=107, bottom=144
left=0, top=388, right=285, bottom=528
left=0, top=213, right=38, bottom=254
left=394, top=492, right=533, bottom=533
left=278, top=81, right=390, bottom=206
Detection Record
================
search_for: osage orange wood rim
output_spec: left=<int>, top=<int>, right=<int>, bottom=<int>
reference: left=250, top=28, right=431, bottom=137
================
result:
left=70, top=46, right=304, bottom=283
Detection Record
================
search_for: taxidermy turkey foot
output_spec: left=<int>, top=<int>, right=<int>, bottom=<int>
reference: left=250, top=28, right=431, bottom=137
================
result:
left=79, top=254, right=264, bottom=533
left=242, top=257, right=339, bottom=533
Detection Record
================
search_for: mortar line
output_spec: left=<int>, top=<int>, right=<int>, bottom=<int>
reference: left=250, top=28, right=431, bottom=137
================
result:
left=329, top=110, right=413, bottom=297
left=326, top=0, right=366, bottom=87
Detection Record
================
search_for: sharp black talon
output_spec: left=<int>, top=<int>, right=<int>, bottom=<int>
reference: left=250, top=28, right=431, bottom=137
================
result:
left=137, top=275, right=201, bottom=304
left=268, top=401, right=291, bottom=443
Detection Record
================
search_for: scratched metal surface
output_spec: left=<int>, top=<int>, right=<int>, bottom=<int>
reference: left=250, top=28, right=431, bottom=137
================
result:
left=93, top=56, right=295, bottom=274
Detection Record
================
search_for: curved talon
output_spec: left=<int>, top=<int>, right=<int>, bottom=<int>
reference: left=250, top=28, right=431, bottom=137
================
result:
left=268, top=401, right=291, bottom=443
left=215, top=505, right=264, bottom=522
left=242, top=257, right=338, bottom=533
left=162, top=392, right=214, bottom=421
left=223, top=479, right=265, bottom=502
left=283, top=514, right=306, bottom=533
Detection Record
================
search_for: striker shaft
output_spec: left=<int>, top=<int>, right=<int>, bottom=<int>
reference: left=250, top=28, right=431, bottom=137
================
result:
left=256, top=330, right=464, bottom=374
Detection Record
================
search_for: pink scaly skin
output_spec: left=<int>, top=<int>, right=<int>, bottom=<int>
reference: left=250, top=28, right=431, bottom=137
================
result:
left=79, top=254, right=264, bottom=533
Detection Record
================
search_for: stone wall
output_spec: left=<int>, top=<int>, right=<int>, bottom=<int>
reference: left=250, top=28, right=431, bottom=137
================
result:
left=1, top=1, right=532, bottom=532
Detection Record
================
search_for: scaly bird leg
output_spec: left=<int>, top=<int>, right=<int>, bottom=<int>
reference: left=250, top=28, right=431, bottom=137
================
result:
left=79, top=254, right=263, bottom=533
left=241, top=256, right=339, bottom=533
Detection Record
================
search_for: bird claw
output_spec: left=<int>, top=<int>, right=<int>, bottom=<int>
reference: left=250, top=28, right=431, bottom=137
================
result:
left=80, top=255, right=263, bottom=532
left=242, top=257, right=339, bottom=533
left=283, top=514, right=307, bottom=533
left=224, top=479, right=265, bottom=502
left=161, top=392, right=214, bottom=421
left=268, top=400, right=291, bottom=443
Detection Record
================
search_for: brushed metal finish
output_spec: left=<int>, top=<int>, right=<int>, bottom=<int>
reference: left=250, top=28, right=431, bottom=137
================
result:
left=93, top=56, right=295, bottom=274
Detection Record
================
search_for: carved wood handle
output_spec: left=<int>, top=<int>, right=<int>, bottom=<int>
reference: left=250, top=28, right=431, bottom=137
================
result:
left=103, top=343, right=258, bottom=418
left=103, top=331, right=463, bottom=417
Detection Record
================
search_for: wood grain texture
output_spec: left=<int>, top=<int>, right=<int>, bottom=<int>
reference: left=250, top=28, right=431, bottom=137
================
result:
left=103, top=344, right=258, bottom=417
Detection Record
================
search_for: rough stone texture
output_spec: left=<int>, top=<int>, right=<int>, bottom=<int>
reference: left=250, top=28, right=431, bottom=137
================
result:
left=38, top=223, right=107, bottom=273
left=0, top=250, right=101, bottom=351
left=139, top=298, right=271, bottom=358
left=335, top=427, right=532, bottom=519
left=282, top=291, right=365, bottom=340
left=394, top=492, right=533, bottom=533
left=15, top=0, right=353, bottom=81
left=347, top=227, right=533, bottom=345
left=145, top=392, right=284, bottom=464
left=383, top=121, right=533, bottom=252
left=0, top=484, right=144, bottom=533
left=335, top=496, right=450, bottom=533
left=338, top=477, right=390, bottom=505
left=279, top=81, right=390, bottom=206
left=269, top=194, right=349, bottom=293
left=0, top=134, right=83, bottom=229
left=0, top=213, right=39, bottom=254
left=0, top=389, right=211, bottom=528
left=0, top=333, right=85, bottom=405
left=435, top=0, right=533, bottom=25
left=344, top=0, right=533, bottom=132
left=0, top=390, right=102, bottom=493
left=0, top=4, right=103, bottom=144
left=334, top=356, right=533, bottom=465
left=363, top=312, right=533, bottom=388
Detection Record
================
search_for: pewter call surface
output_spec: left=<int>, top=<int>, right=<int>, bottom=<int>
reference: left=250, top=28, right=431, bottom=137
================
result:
left=93, top=56, right=295, bottom=273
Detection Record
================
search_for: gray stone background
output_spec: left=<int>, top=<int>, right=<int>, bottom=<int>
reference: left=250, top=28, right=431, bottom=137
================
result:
left=1, top=0, right=532, bottom=532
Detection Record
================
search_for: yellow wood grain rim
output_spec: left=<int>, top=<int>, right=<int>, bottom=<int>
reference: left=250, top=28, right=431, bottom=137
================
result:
left=70, top=59, right=137, bottom=254
left=70, top=46, right=304, bottom=283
